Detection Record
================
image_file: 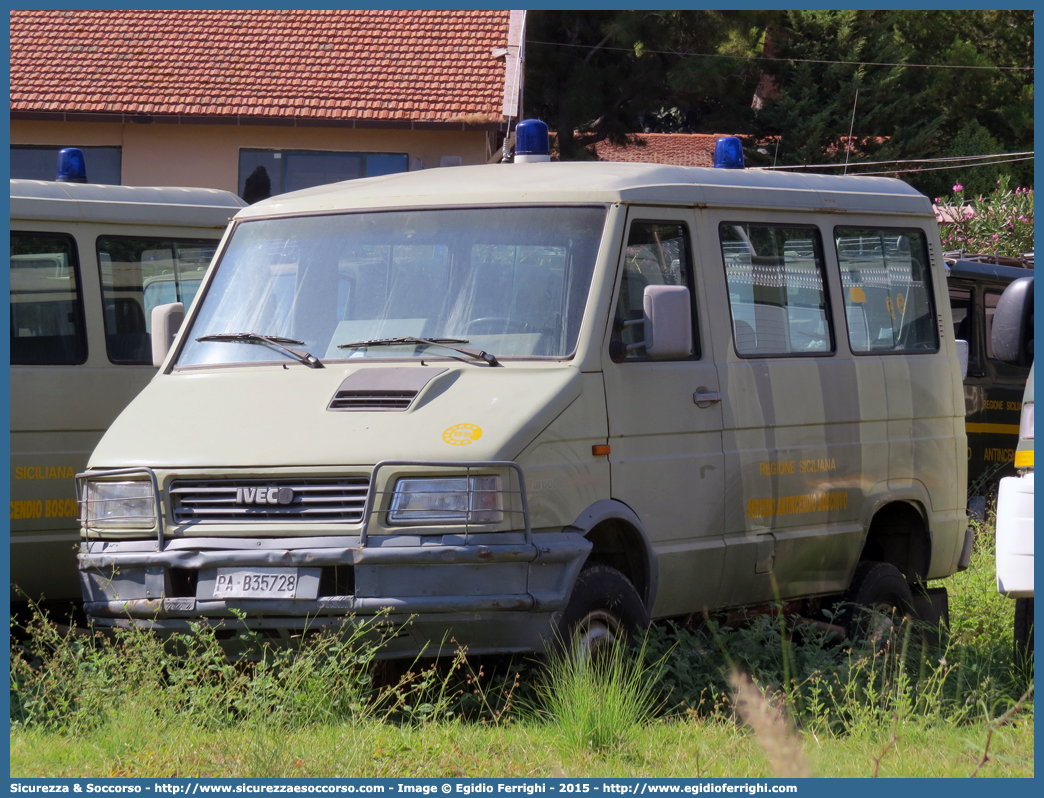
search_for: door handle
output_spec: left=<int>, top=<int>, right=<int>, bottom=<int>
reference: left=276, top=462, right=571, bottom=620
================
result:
left=693, top=388, right=722, bottom=408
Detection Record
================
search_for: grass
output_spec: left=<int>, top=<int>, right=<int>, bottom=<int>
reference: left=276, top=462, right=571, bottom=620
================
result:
left=10, top=518, right=1034, bottom=778
left=534, top=635, right=663, bottom=754
left=9, top=711, right=1034, bottom=778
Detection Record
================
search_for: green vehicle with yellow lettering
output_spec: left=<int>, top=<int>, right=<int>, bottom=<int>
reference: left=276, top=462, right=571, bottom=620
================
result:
left=76, top=126, right=967, bottom=654
left=946, top=258, right=1033, bottom=518
left=9, top=166, right=244, bottom=602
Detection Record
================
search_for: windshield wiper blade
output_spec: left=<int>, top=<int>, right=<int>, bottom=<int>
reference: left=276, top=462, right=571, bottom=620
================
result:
left=338, top=336, right=498, bottom=366
left=196, top=332, right=324, bottom=368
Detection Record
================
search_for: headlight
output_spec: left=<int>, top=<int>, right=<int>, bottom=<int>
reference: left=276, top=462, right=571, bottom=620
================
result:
left=1020, top=401, right=1033, bottom=440
left=83, top=480, right=156, bottom=528
left=388, top=476, right=502, bottom=525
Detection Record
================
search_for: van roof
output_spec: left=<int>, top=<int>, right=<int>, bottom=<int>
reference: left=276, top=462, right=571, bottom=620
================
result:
left=238, top=161, right=934, bottom=220
left=10, top=179, right=246, bottom=228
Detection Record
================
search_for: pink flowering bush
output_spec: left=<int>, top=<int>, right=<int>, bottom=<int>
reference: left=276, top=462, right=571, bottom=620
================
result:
left=936, top=175, right=1034, bottom=258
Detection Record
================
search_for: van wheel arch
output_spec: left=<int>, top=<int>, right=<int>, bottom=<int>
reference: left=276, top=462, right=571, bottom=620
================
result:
left=857, top=500, right=932, bottom=583
left=568, top=499, right=657, bottom=612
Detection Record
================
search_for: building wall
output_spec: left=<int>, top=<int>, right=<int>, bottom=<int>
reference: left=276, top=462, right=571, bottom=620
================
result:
left=11, top=120, right=491, bottom=192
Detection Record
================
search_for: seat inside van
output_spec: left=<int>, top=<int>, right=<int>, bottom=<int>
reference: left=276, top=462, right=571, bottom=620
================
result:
left=104, top=297, right=150, bottom=363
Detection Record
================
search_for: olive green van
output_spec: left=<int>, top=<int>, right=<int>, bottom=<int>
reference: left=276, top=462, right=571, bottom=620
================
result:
left=10, top=178, right=245, bottom=601
left=76, top=145, right=968, bottom=655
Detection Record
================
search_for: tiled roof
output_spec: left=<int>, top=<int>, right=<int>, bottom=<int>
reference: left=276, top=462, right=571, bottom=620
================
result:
left=10, top=10, right=511, bottom=123
left=591, top=133, right=724, bottom=167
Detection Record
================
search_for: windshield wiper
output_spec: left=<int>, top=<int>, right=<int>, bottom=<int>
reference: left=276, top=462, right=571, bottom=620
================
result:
left=196, top=332, right=324, bottom=368
left=338, top=336, right=498, bottom=366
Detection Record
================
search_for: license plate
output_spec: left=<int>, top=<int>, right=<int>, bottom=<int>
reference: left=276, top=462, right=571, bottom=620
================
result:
left=213, top=567, right=300, bottom=599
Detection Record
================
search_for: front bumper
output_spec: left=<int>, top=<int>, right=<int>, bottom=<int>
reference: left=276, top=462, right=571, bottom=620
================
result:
left=77, top=460, right=592, bottom=655
left=80, top=532, right=590, bottom=655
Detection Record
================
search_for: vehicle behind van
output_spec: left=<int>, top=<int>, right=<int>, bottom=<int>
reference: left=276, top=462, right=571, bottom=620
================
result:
left=75, top=135, right=967, bottom=656
left=989, top=275, right=1033, bottom=658
left=10, top=178, right=245, bottom=601
left=946, top=258, right=1033, bottom=517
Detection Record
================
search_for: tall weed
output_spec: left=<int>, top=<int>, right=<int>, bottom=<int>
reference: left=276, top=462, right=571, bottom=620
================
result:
left=533, top=639, right=661, bottom=754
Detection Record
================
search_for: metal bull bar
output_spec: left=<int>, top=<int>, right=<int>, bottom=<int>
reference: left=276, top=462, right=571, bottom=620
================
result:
left=76, top=461, right=532, bottom=550
left=359, top=460, right=533, bottom=546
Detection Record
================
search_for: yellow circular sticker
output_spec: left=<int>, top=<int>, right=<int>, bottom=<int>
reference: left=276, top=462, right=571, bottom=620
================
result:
left=443, top=423, right=483, bottom=446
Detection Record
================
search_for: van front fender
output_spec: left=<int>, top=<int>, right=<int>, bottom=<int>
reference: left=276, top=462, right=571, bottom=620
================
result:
left=567, top=499, right=658, bottom=612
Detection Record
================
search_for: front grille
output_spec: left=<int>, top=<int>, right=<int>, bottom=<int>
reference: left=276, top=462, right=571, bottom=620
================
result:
left=329, top=390, right=417, bottom=411
left=169, top=478, right=370, bottom=524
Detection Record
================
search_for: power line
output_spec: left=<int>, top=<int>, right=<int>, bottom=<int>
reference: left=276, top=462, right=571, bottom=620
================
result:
left=528, top=38, right=1034, bottom=71
left=765, top=151, right=1035, bottom=171
left=847, top=156, right=1034, bottom=177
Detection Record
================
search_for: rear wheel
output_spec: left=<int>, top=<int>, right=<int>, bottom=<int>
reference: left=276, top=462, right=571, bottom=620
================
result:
left=839, top=561, right=915, bottom=644
left=1013, top=597, right=1034, bottom=666
left=556, top=564, right=649, bottom=659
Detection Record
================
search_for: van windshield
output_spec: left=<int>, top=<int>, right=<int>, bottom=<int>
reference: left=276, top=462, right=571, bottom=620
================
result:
left=177, top=206, right=607, bottom=367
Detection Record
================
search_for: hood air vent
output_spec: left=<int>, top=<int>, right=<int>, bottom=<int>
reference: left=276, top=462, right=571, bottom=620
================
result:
left=331, top=390, right=416, bottom=411
left=328, top=367, right=446, bottom=412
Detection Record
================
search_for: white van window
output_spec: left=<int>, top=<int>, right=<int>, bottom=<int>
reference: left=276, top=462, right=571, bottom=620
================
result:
left=10, top=232, right=87, bottom=365
left=835, top=227, right=938, bottom=353
left=719, top=223, right=833, bottom=356
left=177, top=206, right=607, bottom=366
left=96, top=237, right=219, bottom=364
left=611, top=221, right=698, bottom=362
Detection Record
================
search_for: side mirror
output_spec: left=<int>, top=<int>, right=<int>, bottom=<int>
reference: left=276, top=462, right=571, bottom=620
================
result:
left=151, top=302, right=185, bottom=367
left=642, top=285, right=693, bottom=359
left=991, top=276, right=1033, bottom=367
left=955, top=339, right=969, bottom=379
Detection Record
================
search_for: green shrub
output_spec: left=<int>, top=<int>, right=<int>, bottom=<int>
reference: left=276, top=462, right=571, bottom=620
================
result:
left=642, top=539, right=1029, bottom=735
left=10, top=611, right=392, bottom=734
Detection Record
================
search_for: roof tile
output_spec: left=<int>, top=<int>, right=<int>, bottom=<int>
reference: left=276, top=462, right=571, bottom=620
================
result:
left=11, top=9, right=511, bottom=122
left=591, top=133, right=726, bottom=168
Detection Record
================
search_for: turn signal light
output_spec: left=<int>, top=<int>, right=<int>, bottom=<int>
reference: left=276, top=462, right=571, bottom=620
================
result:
left=592, top=445, right=611, bottom=456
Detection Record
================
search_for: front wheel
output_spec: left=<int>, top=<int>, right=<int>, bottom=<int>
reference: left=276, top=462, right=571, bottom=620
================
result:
left=556, top=564, right=649, bottom=659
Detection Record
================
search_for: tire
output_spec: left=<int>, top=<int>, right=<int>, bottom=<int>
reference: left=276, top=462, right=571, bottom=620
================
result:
left=839, top=561, right=915, bottom=644
left=1013, top=597, right=1034, bottom=666
left=556, top=564, right=649, bottom=658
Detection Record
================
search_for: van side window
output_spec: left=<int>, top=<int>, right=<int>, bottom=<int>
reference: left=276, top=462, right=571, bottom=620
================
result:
left=96, top=236, right=219, bottom=364
left=835, top=228, right=938, bottom=353
left=10, top=232, right=87, bottom=365
left=719, top=223, right=833, bottom=356
left=611, top=221, right=698, bottom=362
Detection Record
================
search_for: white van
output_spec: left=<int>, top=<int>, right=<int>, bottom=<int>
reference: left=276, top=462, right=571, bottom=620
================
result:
left=76, top=132, right=967, bottom=655
left=10, top=178, right=245, bottom=601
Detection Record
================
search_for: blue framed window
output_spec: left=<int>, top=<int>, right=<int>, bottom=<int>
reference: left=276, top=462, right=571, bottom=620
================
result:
left=10, top=145, right=122, bottom=185
left=238, top=149, right=409, bottom=203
